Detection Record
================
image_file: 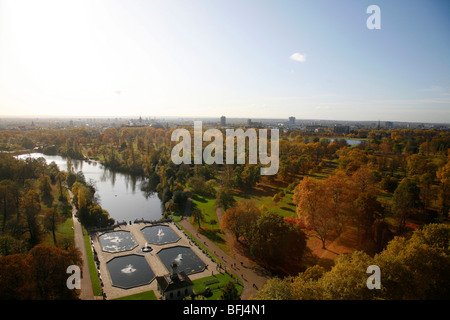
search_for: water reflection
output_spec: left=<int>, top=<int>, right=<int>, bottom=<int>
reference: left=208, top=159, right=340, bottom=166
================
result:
left=16, top=153, right=163, bottom=222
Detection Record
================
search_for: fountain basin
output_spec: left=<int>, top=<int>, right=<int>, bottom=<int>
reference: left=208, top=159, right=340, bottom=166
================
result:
left=99, top=230, right=138, bottom=253
left=157, top=246, right=206, bottom=275
left=106, top=254, right=155, bottom=289
left=141, top=225, right=180, bottom=245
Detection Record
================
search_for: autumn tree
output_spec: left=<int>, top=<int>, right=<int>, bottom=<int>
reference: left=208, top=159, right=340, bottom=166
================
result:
left=293, top=177, right=336, bottom=249
left=392, top=178, right=423, bottom=231
left=248, top=211, right=307, bottom=273
left=436, top=161, right=450, bottom=216
left=0, top=253, right=33, bottom=299
left=28, top=244, right=82, bottom=299
left=255, top=223, right=450, bottom=300
left=221, top=201, right=260, bottom=243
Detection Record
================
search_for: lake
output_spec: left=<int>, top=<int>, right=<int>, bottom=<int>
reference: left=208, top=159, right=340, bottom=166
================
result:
left=329, top=139, right=363, bottom=146
left=16, top=153, right=163, bottom=222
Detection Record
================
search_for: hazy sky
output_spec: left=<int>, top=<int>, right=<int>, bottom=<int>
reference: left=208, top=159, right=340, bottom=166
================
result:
left=0, top=0, right=449, bottom=122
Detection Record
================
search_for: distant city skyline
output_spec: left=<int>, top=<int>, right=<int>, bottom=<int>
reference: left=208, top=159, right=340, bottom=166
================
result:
left=0, top=0, right=449, bottom=123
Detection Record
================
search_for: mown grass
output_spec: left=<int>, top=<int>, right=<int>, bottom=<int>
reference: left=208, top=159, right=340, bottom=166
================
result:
left=192, top=273, right=243, bottom=300
left=232, top=181, right=297, bottom=218
left=82, top=225, right=102, bottom=296
left=42, top=216, right=74, bottom=246
left=190, top=194, right=229, bottom=253
left=113, top=290, right=158, bottom=300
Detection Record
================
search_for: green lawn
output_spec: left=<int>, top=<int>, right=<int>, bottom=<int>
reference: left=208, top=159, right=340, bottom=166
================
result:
left=42, top=216, right=74, bottom=246
left=190, top=194, right=229, bottom=254
left=192, top=272, right=243, bottom=300
left=232, top=181, right=297, bottom=218
left=191, top=194, right=218, bottom=226
left=82, top=226, right=102, bottom=296
left=113, top=290, right=158, bottom=300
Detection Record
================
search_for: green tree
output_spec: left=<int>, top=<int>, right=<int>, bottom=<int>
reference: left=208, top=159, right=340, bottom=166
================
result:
left=214, top=187, right=235, bottom=211
left=220, top=281, right=240, bottom=300
left=191, top=208, right=204, bottom=229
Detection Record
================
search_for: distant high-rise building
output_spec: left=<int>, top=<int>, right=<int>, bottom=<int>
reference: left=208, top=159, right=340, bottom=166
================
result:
left=333, top=124, right=349, bottom=134
left=220, top=116, right=226, bottom=127
left=288, top=116, right=296, bottom=125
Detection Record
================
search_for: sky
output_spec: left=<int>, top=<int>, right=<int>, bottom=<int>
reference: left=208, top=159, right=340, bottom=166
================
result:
left=0, top=0, right=449, bottom=123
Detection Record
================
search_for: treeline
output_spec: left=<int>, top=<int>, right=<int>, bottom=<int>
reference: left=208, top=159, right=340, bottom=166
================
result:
left=253, top=223, right=450, bottom=300
left=0, top=154, right=73, bottom=251
left=0, top=154, right=83, bottom=299
left=0, top=244, right=81, bottom=299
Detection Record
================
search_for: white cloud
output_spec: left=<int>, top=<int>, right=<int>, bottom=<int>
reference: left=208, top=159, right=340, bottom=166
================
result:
left=290, top=52, right=306, bottom=63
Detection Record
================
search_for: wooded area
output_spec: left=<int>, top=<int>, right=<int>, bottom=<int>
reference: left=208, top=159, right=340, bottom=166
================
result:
left=1, top=125, right=449, bottom=299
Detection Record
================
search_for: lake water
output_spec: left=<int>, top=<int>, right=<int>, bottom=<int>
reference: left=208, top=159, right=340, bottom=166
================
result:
left=329, top=139, right=363, bottom=145
left=16, top=153, right=163, bottom=222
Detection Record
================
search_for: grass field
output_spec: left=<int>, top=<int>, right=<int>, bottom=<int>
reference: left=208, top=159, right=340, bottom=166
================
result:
left=113, top=290, right=158, bottom=300
left=192, top=272, right=243, bottom=300
left=82, top=226, right=102, bottom=296
left=42, top=216, right=74, bottom=246
left=232, top=180, right=297, bottom=218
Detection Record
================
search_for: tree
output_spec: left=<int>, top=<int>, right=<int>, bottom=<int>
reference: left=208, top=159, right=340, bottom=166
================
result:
left=249, top=211, right=307, bottom=273
left=38, top=174, right=53, bottom=207
left=221, top=201, right=260, bottom=243
left=87, top=205, right=114, bottom=228
left=352, top=192, right=384, bottom=243
left=254, top=223, right=450, bottom=300
left=28, top=244, right=82, bottom=299
left=0, top=180, right=14, bottom=233
left=272, top=193, right=281, bottom=205
left=22, top=190, right=41, bottom=247
left=214, top=187, right=235, bottom=211
left=191, top=208, right=204, bottom=229
left=436, top=161, right=450, bottom=216
left=221, top=281, right=240, bottom=300
left=42, top=208, right=59, bottom=245
left=293, top=177, right=336, bottom=249
left=0, top=254, right=33, bottom=299
left=392, top=178, right=423, bottom=231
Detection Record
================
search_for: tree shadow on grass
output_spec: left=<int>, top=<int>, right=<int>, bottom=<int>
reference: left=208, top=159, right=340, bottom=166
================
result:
left=199, top=228, right=226, bottom=245
left=191, top=194, right=207, bottom=203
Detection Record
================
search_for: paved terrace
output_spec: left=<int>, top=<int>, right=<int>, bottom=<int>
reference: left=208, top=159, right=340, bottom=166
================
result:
left=89, top=222, right=221, bottom=300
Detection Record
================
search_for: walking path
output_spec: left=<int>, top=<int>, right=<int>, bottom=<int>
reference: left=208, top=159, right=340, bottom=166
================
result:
left=179, top=209, right=269, bottom=300
left=69, top=190, right=95, bottom=300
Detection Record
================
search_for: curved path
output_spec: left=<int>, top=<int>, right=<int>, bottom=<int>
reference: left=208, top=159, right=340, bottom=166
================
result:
left=179, top=209, right=269, bottom=300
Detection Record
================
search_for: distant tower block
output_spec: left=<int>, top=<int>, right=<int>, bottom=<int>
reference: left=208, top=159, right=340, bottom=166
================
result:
left=289, top=116, right=296, bottom=125
left=220, top=116, right=226, bottom=127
